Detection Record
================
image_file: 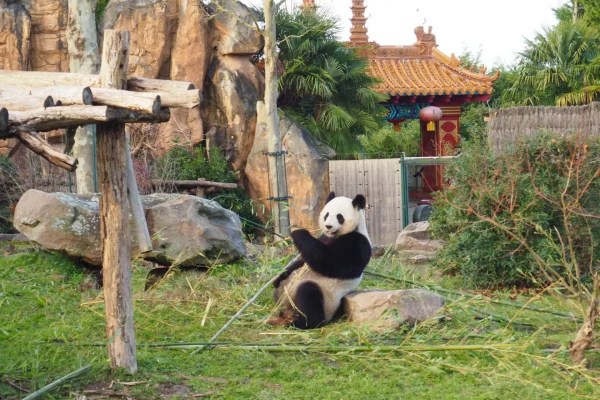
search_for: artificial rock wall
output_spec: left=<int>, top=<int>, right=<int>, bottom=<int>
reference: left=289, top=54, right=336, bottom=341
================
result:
left=0, top=0, right=334, bottom=230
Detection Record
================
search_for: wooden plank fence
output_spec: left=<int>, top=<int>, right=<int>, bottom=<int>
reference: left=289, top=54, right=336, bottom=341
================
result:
left=329, top=158, right=403, bottom=246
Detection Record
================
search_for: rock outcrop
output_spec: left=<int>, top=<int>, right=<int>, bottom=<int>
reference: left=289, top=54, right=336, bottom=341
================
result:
left=396, top=221, right=444, bottom=253
left=0, top=1, right=31, bottom=71
left=208, top=0, right=263, bottom=56
left=13, top=189, right=246, bottom=267
left=102, top=0, right=179, bottom=79
left=245, top=113, right=335, bottom=230
left=22, top=0, right=69, bottom=72
left=343, top=289, right=445, bottom=329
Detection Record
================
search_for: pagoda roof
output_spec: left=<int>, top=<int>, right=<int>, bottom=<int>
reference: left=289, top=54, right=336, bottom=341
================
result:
left=357, top=27, right=499, bottom=98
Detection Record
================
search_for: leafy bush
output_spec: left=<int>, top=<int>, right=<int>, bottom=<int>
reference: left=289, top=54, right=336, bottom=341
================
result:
left=430, top=133, right=600, bottom=288
left=155, top=147, right=262, bottom=235
left=357, top=120, right=421, bottom=158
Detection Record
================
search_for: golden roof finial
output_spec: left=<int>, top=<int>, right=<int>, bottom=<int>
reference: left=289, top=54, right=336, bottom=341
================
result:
left=349, top=0, right=369, bottom=45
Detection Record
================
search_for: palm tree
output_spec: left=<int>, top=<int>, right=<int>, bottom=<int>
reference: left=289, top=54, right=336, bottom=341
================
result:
left=275, top=8, right=387, bottom=155
left=505, top=20, right=600, bottom=106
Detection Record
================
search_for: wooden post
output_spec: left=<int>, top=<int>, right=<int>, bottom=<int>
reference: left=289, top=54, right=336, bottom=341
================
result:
left=125, top=131, right=153, bottom=253
left=96, top=30, right=137, bottom=374
left=196, top=178, right=206, bottom=197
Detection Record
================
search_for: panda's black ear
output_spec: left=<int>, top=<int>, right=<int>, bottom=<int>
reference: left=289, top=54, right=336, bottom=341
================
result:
left=352, top=194, right=366, bottom=210
left=325, top=191, right=336, bottom=204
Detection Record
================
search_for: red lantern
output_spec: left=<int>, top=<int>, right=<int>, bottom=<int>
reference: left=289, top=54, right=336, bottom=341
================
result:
left=419, top=106, right=443, bottom=132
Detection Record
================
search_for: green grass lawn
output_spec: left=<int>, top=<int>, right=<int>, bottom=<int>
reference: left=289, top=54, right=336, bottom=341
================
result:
left=1, top=242, right=599, bottom=399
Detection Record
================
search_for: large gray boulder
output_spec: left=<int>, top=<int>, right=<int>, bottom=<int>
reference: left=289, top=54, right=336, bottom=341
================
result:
left=245, top=112, right=335, bottom=231
left=395, top=221, right=444, bottom=253
left=343, top=289, right=445, bottom=329
left=13, top=190, right=245, bottom=267
left=207, top=0, right=264, bottom=55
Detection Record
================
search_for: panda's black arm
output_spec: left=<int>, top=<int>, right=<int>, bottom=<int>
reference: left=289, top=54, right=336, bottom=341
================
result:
left=273, top=258, right=305, bottom=288
left=290, top=229, right=329, bottom=270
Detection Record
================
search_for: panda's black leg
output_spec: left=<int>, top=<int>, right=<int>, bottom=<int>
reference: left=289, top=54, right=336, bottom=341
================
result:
left=291, top=281, right=326, bottom=330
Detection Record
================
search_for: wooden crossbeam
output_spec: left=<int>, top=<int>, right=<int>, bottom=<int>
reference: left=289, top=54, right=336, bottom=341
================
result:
left=6, top=106, right=170, bottom=133
left=0, top=85, right=93, bottom=106
left=0, top=70, right=195, bottom=94
left=0, top=95, right=55, bottom=111
left=91, top=88, right=160, bottom=114
left=14, top=131, right=78, bottom=172
left=151, top=179, right=239, bottom=190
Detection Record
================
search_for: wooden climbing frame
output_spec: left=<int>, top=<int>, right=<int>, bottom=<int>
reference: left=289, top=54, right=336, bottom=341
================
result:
left=0, top=30, right=201, bottom=374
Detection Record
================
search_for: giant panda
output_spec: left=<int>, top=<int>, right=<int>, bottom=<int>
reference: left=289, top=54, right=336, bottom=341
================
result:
left=267, top=191, right=372, bottom=329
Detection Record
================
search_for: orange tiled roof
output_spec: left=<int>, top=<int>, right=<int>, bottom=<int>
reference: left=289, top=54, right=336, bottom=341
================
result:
left=357, top=27, right=499, bottom=97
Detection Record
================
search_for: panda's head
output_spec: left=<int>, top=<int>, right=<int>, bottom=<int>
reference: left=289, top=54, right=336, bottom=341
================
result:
left=319, top=191, right=366, bottom=238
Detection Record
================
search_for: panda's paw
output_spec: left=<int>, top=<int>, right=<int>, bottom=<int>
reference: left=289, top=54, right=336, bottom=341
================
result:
left=291, top=229, right=311, bottom=243
left=273, top=274, right=287, bottom=288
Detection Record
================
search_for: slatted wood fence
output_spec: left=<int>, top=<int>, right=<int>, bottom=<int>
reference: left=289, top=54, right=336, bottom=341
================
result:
left=329, top=158, right=403, bottom=246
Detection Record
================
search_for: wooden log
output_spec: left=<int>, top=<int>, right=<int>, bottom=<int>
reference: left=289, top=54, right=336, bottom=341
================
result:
left=154, top=89, right=201, bottom=109
left=0, top=85, right=93, bottom=106
left=13, top=131, right=78, bottom=172
left=196, top=178, right=206, bottom=197
left=126, top=77, right=194, bottom=93
left=0, top=95, right=54, bottom=111
left=151, top=179, right=239, bottom=189
left=125, top=132, right=153, bottom=254
left=108, top=89, right=201, bottom=109
left=97, top=29, right=137, bottom=375
left=0, top=107, right=7, bottom=132
left=0, top=70, right=99, bottom=87
left=90, top=88, right=161, bottom=114
left=0, top=70, right=193, bottom=94
left=8, top=106, right=170, bottom=132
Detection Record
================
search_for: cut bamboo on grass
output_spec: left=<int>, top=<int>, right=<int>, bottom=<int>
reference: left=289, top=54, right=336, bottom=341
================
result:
left=365, top=270, right=582, bottom=321
left=21, top=365, right=91, bottom=400
left=191, top=255, right=302, bottom=355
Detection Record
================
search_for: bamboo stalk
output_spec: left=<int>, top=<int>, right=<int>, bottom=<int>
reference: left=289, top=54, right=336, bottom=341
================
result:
left=21, top=365, right=91, bottom=400
left=190, top=255, right=302, bottom=355
left=181, top=343, right=521, bottom=352
left=365, top=270, right=581, bottom=321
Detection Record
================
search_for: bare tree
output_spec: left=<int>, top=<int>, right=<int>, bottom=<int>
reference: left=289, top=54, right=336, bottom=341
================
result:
left=67, top=0, right=101, bottom=193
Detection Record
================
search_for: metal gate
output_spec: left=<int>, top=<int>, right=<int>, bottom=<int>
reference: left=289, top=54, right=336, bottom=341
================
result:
left=329, top=159, right=403, bottom=246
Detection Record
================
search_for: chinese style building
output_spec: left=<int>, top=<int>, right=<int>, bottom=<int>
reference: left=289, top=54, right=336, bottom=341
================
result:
left=347, top=0, right=499, bottom=193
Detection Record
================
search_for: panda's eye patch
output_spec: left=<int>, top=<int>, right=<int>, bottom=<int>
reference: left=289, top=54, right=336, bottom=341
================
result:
left=324, top=212, right=329, bottom=221
left=337, top=214, right=345, bottom=224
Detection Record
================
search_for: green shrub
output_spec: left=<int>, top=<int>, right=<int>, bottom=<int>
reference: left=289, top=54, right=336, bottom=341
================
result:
left=430, top=133, right=600, bottom=288
left=357, top=120, right=421, bottom=158
left=155, top=147, right=262, bottom=235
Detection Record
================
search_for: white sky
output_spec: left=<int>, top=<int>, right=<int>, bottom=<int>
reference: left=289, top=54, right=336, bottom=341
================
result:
left=249, top=0, right=565, bottom=67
